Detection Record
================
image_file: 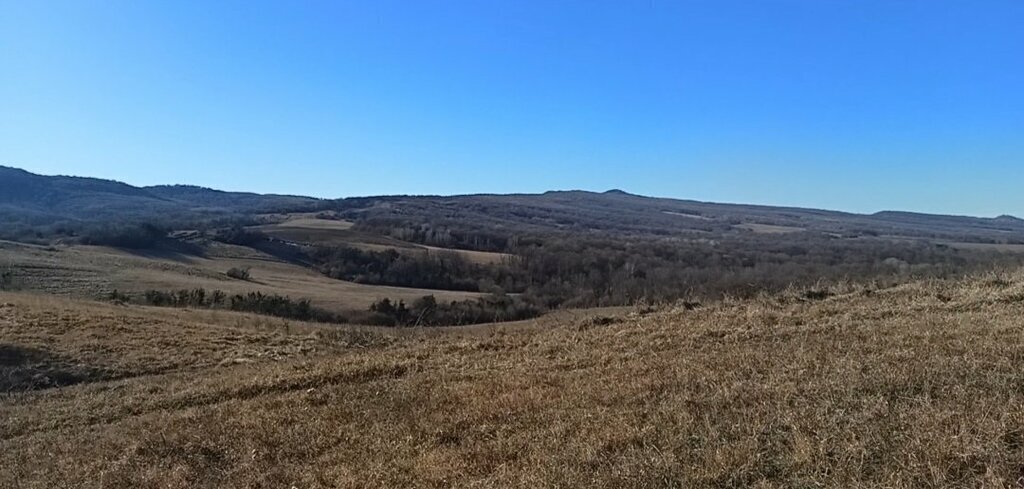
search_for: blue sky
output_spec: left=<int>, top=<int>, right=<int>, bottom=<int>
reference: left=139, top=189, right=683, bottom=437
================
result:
left=1, top=1, right=1022, bottom=216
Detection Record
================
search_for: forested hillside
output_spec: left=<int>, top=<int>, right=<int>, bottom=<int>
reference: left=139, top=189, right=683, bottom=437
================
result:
left=3, top=166, right=1024, bottom=326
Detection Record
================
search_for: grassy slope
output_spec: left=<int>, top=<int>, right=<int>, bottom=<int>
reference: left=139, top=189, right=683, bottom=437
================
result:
left=0, top=239, right=484, bottom=312
left=5, top=272, right=1024, bottom=487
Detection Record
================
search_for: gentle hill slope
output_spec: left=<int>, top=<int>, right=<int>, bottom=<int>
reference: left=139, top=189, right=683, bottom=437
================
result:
left=5, top=271, right=1024, bottom=487
left=0, top=239, right=485, bottom=312
left=331, top=189, right=1024, bottom=242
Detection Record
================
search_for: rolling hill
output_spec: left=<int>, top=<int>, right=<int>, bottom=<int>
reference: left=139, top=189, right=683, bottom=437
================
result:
left=328, top=189, right=1024, bottom=244
left=2, top=165, right=1024, bottom=327
left=2, top=166, right=1023, bottom=244
left=0, top=166, right=320, bottom=224
left=6, top=270, right=1024, bottom=487
left=5, top=166, right=1024, bottom=486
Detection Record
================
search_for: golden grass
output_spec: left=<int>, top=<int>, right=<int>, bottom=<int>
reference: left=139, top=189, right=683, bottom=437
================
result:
left=274, top=218, right=356, bottom=231
left=418, top=245, right=513, bottom=265
left=5, top=272, right=1024, bottom=487
left=941, top=241, right=1024, bottom=253
left=0, top=240, right=483, bottom=312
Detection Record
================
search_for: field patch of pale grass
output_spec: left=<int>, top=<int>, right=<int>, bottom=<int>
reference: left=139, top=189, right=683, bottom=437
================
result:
left=0, top=240, right=485, bottom=312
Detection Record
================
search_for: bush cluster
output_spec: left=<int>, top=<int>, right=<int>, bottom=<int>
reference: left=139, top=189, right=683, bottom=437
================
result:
left=226, top=267, right=251, bottom=280
left=139, top=288, right=341, bottom=323
left=365, top=293, right=541, bottom=327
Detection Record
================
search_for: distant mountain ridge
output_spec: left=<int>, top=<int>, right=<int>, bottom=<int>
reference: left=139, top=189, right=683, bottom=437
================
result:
left=0, top=166, right=320, bottom=222
left=330, top=188, right=1024, bottom=244
left=1, top=165, right=1022, bottom=243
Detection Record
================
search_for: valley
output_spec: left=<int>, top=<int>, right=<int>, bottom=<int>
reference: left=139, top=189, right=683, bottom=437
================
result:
left=4, top=167, right=1024, bottom=487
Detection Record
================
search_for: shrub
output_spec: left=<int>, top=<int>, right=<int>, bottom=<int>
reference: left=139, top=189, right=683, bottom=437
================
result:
left=226, top=267, right=251, bottom=280
left=0, top=270, right=20, bottom=291
left=107, top=289, right=131, bottom=303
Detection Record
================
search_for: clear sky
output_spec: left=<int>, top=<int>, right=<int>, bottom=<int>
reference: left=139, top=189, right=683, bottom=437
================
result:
left=2, top=1, right=1022, bottom=216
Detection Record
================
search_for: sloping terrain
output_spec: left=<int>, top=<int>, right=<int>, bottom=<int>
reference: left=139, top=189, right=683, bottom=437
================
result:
left=5, top=272, right=1024, bottom=487
left=0, top=239, right=484, bottom=312
left=333, top=189, right=1024, bottom=243
left=0, top=166, right=318, bottom=224
left=5, top=166, right=1024, bottom=313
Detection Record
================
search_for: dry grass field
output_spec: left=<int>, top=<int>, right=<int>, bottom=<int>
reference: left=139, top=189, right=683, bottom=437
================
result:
left=941, top=242, right=1024, bottom=253
left=6, top=271, right=1024, bottom=487
left=734, top=223, right=807, bottom=234
left=0, top=240, right=483, bottom=313
left=273, top=218, right=356, bottom=231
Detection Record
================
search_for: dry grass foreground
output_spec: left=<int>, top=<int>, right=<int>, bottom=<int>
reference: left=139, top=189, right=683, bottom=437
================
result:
left=5, top=272, right=1024, bottom=487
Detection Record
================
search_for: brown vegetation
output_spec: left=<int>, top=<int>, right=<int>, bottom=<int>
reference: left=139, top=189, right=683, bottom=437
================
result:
left=6, top=271, right=1024, bottom=487
left=0, top=240, right=484, bottom=312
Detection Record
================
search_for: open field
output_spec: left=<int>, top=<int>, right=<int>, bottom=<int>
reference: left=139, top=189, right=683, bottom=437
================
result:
left=734, top=223, right=807, bottom=234
left=6, top=271, right=1024, bottom=487
left=0, top=240, right=484, bottom=313
left=662, top=210, right=712, bottom=220
left=941, top=241, right=1024, bottom=253
left=418, top=244, right=513, bottom=265
left=255, top=221, right=414, bottom=248
left=273, top=217, right=355, bottom=231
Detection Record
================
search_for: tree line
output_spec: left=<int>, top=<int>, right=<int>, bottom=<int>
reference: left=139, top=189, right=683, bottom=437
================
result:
left=365, top=293, right=540, bottom=327
left=114, top=287, right=542, bottom=327
left=130, top=288, right=342, bottom=323
left=301, top=229, right=1024, bottom=310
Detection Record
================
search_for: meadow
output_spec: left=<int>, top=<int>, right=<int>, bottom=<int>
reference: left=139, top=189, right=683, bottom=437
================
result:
left=5, top=270, right=1024, bottom=487
left=0, top=238, right=484, bottom=313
